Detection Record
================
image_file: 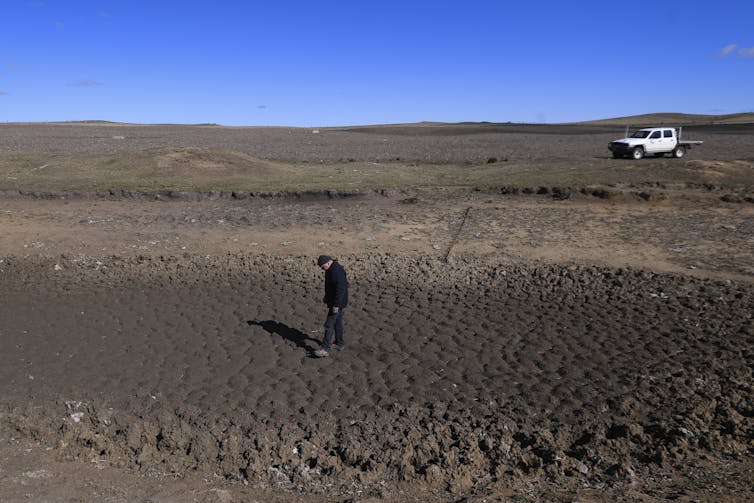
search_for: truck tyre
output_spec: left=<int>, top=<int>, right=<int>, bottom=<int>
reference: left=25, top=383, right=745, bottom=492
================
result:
left=672, top=146, right=685, bottom=158
left=631, top=147, right=644, bottom=160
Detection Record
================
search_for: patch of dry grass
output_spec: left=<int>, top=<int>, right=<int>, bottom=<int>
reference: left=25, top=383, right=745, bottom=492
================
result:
left=0, top=148, right=751, bottom=193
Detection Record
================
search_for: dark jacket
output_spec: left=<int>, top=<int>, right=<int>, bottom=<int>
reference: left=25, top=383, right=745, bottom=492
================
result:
left=324, top=260, right=349, bottom=308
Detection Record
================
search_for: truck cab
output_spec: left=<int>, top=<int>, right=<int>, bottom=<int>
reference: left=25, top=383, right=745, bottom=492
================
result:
left=642, top=128, right=674, bottom=154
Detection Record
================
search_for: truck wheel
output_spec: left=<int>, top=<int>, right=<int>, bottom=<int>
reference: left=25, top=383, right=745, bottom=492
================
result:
left=631, top=147, right=644, bottom=160
left=672, top=146, right=685, bottom=158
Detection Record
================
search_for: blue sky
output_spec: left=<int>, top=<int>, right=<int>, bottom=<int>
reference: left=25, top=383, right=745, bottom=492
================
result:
left=1, top=1, right=753, bottom=126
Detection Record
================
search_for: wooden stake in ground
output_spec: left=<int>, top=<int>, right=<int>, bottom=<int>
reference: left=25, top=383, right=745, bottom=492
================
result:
left=444, top=206, right=472, bottom=263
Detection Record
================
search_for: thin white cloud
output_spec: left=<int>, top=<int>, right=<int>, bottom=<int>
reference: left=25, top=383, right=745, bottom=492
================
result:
left=718, top=44, right=737, bottom=57
left=739, top=47, right=754, bottom=59
left=67, top=79, right=104, bottom=87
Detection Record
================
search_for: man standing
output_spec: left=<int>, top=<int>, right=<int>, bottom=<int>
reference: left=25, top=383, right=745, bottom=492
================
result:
left=314, top=255, right=348, bottom=358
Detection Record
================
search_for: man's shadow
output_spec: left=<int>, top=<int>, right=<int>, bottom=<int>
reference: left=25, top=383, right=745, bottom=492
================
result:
left=248, top=320, right=320, bottom=357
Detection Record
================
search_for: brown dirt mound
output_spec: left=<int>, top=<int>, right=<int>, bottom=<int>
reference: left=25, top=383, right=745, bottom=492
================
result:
left=147, top=147, right=284, bottom=177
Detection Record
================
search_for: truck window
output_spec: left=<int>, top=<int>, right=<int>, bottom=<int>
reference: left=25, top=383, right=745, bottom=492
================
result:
left=650, top=131, right=661, bottom=139
left=631, top=131, right=650, bottom=138
left=663, top=130, right=673, bottom=138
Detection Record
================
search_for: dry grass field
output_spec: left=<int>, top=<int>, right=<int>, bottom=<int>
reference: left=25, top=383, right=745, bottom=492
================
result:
left=0, top=117, right=752, bottom=502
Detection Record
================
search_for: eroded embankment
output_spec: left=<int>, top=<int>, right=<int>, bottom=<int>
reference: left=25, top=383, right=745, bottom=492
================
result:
left=0, top=181, right=752, bottom=204
left=1, top=254, right=752, bottom=497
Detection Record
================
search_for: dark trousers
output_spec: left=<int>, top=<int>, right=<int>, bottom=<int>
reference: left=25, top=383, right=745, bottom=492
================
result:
left=322, top=308, right=344, bottom=351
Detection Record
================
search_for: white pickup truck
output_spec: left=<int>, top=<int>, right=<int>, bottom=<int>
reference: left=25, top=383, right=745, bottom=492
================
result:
left=608, top=127, right=703, bottom=159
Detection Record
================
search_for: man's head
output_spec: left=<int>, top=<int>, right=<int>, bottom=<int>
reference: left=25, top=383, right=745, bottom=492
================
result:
left=317, top=255, right=333, bottom=270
